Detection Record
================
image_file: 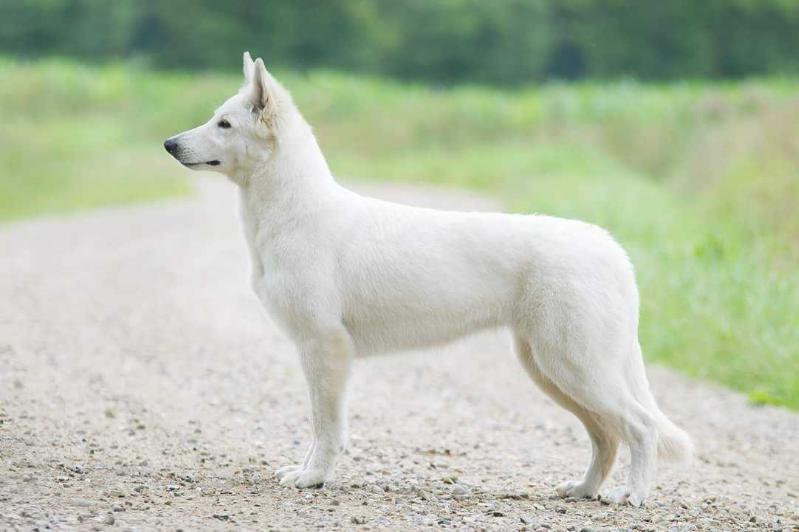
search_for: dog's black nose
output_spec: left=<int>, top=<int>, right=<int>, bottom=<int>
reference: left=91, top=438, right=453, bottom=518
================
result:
left=164, top=139, right=179, bottom=154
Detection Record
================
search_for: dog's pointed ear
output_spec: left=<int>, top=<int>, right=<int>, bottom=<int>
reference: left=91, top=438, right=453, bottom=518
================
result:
left=243, top=51, right=254, bottom=81
left=249, top=57, right=274, bottom=112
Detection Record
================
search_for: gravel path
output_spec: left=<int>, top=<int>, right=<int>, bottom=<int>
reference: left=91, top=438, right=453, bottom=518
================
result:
left=1, top=179, right=797, bottom=531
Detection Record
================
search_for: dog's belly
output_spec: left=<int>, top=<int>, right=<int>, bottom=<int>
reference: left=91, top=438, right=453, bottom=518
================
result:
left=345, top=303, right=506, bottom=356
left=341, top=265, right=517, bottom=355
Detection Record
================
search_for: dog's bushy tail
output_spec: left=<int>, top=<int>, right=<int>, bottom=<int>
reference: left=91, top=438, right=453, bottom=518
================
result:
left=653, top=407, right=694, bottom=465
left=628, top=342, right=694, bottom=466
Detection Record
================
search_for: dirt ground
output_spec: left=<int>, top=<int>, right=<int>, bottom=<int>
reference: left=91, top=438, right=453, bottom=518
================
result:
left=1, top=179, right=797, bottom=531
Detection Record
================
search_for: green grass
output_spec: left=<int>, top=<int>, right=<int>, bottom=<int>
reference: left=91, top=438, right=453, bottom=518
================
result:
left=1, top=57, right=797, bottom=409
left=0, top=60, right=193, bottom=219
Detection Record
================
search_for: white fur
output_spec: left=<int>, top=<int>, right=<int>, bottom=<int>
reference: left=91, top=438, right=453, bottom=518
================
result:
left=165, top=52, right=693, bottom=504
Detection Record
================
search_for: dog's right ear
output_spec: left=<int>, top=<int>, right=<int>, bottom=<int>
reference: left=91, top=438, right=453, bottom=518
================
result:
left=248, top=58, right=275, bottom=114
left=243, top=51, right=255, bottom=82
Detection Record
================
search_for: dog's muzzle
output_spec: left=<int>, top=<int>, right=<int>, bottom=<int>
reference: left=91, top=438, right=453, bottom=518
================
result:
left=163, top=138, right=220, bottom=167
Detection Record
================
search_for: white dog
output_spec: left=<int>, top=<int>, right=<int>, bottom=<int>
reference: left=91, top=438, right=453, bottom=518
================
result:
left=165, top=52, right=692, bottom=506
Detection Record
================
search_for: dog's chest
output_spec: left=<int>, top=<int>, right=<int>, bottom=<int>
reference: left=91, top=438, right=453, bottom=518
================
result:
left=239, top=197, right=265, bottom=283
left=238, top=196, right=326, bottom=325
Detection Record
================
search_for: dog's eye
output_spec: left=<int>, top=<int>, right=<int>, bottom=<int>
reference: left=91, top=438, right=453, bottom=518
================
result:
left=217, top=119, right=231, bottom=129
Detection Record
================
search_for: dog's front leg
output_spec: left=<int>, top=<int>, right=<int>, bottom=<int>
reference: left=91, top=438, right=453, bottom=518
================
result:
left=277, top=328, right=353, bottom=488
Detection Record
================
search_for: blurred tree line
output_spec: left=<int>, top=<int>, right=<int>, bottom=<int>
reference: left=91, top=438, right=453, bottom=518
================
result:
left=2, top=0, right=798, bottom=85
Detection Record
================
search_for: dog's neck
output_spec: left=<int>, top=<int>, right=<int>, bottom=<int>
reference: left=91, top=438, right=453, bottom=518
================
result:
left=236, top=114, right=341, bottom=234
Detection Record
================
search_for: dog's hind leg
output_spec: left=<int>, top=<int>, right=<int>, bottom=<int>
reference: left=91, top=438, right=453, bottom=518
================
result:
left=517, top=328, right=658, bottom=506
left=513, top=335, right=619, bottom=499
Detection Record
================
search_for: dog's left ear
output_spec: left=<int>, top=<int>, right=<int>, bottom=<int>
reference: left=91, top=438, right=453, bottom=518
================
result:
left=243, top=51, right=255, bottom=82
left=249, top=58, right=275, bottom=114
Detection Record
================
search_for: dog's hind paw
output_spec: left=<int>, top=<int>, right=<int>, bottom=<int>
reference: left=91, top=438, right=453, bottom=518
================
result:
left=556, top=480, right=598, bottom=500
left=602, top=487, right=645, bottom=507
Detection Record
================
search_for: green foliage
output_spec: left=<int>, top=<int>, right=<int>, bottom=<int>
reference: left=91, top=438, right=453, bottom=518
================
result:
left=1, top=58, right=797, bottom=410
left=0, top=59, right=199, bottom=218
left=3, top=1, right=799, bottom=84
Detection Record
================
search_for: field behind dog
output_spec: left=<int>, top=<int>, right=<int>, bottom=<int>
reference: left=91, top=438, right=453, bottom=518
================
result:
left=1, top=57, right=797, bottom=410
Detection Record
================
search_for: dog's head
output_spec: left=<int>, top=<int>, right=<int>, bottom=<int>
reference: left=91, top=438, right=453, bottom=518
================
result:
left=164, top=52, right=291, bottom=180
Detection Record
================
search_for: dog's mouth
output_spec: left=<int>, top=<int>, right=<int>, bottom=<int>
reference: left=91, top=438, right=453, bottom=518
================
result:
left=182, top=160, right=221, bottom=167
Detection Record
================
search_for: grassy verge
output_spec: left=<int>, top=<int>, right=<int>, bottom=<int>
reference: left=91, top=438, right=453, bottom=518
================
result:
left=0, top=59, right=196, bottom=219
left=1, top=58, right=797, bottom=408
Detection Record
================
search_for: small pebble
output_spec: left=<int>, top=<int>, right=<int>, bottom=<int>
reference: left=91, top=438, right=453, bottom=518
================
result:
left=452, top=484, right=469, bottom=498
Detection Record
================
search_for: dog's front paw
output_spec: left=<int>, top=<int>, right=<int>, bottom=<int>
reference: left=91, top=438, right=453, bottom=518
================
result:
left=293, top=468, right=327, bottom=489
left=276, top=464, right=328, bottom=488
left=602, top=487, right=645, bottom=507
left=556, top=480, right=598, bottom=500
left=275, top=464, right=304, bottom=480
